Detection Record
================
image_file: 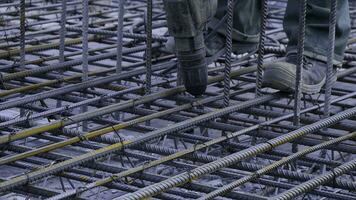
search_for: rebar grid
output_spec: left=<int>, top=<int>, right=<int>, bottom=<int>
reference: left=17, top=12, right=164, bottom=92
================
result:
left=0, top=1, right=355, bottom=200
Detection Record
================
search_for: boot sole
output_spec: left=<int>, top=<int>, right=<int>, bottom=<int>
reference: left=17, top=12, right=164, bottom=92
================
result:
left=263, top=65, right=337, bottom=94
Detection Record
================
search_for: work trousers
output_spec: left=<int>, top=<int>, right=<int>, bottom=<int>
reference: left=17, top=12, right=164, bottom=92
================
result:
left=163, top=0, right=351, bottom=64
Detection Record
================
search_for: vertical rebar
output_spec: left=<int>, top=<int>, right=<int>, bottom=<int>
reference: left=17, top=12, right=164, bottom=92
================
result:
left=20, top=0, right=25, bottom=69
left=82, top=0, right=89, bottom=131
left=255, top=0, right=268, bottom=97
left=19, top=0, right=26, bottom=118
left=292, top=0, right=307, bottom=153
left=114, top=0, right=125, bottom=121
left=116, top=0, right=125, bottom=75
left=143, top=0, right=153, bottom=127
left=222, top=0, right=234, bottom=108
left=321, top=0, right=338, bottom=164
left=145, top=0, right=153, bottom=95
left=59, top=0, right=67, bottom=64
left=323, top=0, right=337, bottom=132
left=177, top=64, right=183, bottom=86
left=57, top=0, right=67, bottom=108
left=252, top=0, right=268, bottom=144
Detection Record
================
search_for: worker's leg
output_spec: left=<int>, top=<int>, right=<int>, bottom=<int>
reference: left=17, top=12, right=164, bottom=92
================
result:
left=263, top=0, right=351, bottom=94
left=164, top=0, right=262, bottom=56
left=164, top=0, right=217, bottom=51
left=284, top=0, right=350, bottom=65
left=210, top=0, right=261, bottom=54
left=163, top=0, right=262, bottom=95
left=163, top=0, right=217, bottom=96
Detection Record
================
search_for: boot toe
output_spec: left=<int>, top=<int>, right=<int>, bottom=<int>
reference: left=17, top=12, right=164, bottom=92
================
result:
left=262, top=62, right=297, bottom=93
left=262, top=60, right=332, bottom=94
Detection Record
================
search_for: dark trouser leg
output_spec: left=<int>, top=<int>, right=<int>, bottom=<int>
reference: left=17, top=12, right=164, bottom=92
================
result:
left=163, top=0, right=217, bottom=96
left=214, top=0, right=261, bottom=44
left=205, top=0, right=262, bottom=56
left=163, top=0, right=262, bottom=95
left=163, top=0, right=217, bottom=51
left=284, top=0, right=351, bottom=65
left=206, top=0, right=261, bottom=54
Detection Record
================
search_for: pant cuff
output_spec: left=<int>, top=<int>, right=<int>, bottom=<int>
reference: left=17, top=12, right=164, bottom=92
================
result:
left=208, top=17, right=260, bottom=44
left=287, top=46, right=344, bottom=67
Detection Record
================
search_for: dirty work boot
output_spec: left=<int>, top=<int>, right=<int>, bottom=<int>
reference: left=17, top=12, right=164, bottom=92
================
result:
left=163, top=0, right=217, bottom=96
left=159, top=31, right=257, bottom=96
left=177, top=48, right=208, bottom=96
left=160, top=32, right=256, bottom=97
left=262, top=54, right=337, bottom=94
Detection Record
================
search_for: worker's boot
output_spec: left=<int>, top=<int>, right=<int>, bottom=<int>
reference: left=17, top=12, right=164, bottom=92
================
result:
left=177, top=45, right=208, bottom=96
left=262, top=53, right=337, bottom=94
left=163, top=0, right=216, bottom=96
left=265, top=0, right=351, bottom=94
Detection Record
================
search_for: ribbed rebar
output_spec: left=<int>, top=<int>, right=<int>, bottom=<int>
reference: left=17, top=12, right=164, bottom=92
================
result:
left=59, top=0, right=67, bottom=64
left=199, top=132, right=356, bottom=200
left=222, top=0, right=234, bottom=108
left=321, top=0, right=338, bottom=160
left=292, top=0, right=307, bottom=153
left=2, top=44, right=153, bottom=82
left=19, top=0, right=26, bottom=71
left=66, top=26, right=168, bottom=41
left=0, top=45, right=160, bottom=111
left=18, top=0, right=26, bottom=119
left=81, top=0, right=89, bottom=131
left=255, top=0, right=268, bottom=97
left=271, top=159, right=356, bottom=200
left=0, top=64, right=260, bottom=147
left=117, top=105, right=356, bottom=200
left=0, top=91, right=229, bottom=166
left=145, top=0, right=153, bottom=95
left=0, top=93, right=278, bottom=192
left=323, top=0, right=338, bottom=119
left=57, top=0, right=68, bottom=109
left=82, top=0, right=89, bottom=79
left=293, top=0, right=307, bottom=124
left=116, top=0, right=125, bottom=75
left=5, top=143, right=264, bottom=200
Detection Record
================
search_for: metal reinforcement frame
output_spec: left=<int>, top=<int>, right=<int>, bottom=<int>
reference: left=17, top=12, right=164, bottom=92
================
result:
left=0, top=0, right=356, bottom=199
